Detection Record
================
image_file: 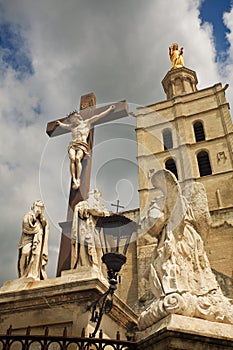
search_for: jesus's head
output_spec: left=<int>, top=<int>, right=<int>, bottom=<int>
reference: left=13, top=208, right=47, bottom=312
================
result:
left=68, top=111, right=83, bottom=125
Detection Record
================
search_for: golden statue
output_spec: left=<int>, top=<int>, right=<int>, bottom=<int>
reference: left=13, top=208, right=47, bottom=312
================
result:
left=169, top=43, right=184, bottom=69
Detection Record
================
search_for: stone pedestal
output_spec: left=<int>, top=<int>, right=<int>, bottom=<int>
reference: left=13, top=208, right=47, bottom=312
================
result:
left=0, top=268, right=137, bottom=338
left=137, top=314, right=233, bottom=349
left=162, top=66, right=198, bottom=99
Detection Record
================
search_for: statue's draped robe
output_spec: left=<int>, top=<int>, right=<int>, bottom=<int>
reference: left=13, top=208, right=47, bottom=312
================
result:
left=18, top=211, right=48, bottom=280
left=71, top=194, right=109, bottom=270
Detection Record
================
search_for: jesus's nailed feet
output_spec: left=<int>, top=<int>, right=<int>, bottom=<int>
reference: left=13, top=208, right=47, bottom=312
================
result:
left=72, top=179, right=80, bottom=190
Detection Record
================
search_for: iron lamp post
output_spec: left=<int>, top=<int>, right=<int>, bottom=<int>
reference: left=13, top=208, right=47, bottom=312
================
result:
left=87, top=214, right=137, bottom=337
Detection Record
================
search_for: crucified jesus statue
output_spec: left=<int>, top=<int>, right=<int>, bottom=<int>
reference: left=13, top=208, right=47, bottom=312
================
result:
left=57, top=104, right=115, bottom=190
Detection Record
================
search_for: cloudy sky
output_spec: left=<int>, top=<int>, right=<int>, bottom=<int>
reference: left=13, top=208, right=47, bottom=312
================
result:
left=0, top=0, right=233, bottom=284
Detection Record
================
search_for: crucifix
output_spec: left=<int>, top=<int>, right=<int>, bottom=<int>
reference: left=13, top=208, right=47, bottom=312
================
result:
left=46, top=92, right=128, bottom=276
left=111, top=199, right=125, bottom=213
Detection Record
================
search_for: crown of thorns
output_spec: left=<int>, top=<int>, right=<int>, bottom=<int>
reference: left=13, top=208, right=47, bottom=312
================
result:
left=67, top=110, right=79, bottom=117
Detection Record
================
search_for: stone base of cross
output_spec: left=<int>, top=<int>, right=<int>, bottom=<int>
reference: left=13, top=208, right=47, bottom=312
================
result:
left=46, top=92, right=128, bottom=275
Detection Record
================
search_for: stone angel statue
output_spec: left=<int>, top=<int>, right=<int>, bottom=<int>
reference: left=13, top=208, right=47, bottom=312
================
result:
left=138, top=169, right=233, bottom=330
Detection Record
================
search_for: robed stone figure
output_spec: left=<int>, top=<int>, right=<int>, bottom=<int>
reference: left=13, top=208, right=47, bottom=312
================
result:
left=71, top=189, right=110, bottom=271
left=18, top=200, right=49, bottom=280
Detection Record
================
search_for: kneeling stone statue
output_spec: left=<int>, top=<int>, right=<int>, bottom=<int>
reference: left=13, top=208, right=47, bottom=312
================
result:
left=138, top=169, right=233, bottom=330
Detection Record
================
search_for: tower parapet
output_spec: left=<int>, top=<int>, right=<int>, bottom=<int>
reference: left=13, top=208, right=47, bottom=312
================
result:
left=162, top=66, right=198, bottom=99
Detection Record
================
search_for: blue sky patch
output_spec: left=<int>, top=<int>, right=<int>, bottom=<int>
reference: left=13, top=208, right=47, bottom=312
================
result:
left=199, top=0, right=232, bottom=62
left=0, top=23, right=34, bottom=78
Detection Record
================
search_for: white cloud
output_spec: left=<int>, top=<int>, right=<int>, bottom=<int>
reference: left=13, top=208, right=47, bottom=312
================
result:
left=223, top=7, right=233, bottom=69
left=0, top=0, right=232, bottom=285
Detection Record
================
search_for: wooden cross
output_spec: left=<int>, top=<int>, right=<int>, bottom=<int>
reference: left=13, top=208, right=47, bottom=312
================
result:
left=111, top=199, right=125, bottom=213
left=46, top=92, right=128, bottom=275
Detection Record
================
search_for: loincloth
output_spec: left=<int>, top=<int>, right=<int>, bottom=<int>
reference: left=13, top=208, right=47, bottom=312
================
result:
left=68, top=141, right=90, bottom=156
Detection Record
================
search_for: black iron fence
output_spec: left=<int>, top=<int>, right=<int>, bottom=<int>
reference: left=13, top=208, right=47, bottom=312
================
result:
left=0, top=326, right=138, bottom=350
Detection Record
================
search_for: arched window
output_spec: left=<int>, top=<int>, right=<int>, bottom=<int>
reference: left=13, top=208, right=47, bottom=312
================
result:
left=197, top=151, right=212, bottom=176
left=163, top=129, right=173, bottom=150
left=165, top=158, right=178, bottom=179
left=194, top=121, right=205, bottom=142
